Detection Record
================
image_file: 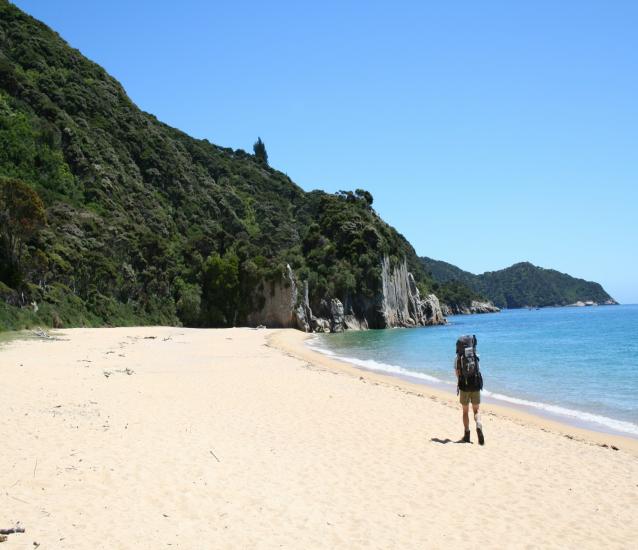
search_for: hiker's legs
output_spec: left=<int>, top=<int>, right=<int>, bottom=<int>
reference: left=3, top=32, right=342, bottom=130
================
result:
left=472, top=404, right=482, bottom=430
left=462, top=404, right=470, bottom=430
left=459, top=392, right=472, bottom=441
left=473, top=403, right=485, bottom=445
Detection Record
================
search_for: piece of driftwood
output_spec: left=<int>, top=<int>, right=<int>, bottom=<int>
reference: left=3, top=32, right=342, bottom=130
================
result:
left=31, top=328, right=52, bottom=339
left=0, top=525, right=25, bottom=535
left=30, top=328, right=66, bottom=341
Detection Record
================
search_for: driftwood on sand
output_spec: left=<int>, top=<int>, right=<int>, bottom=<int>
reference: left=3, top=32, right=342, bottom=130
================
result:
left=30, top=328, right=66, bottom=341
left=0, top=524, right=25, bottom=534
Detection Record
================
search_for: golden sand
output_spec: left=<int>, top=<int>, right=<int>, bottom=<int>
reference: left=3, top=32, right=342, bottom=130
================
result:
left=1, top=327, right=636, bottom=549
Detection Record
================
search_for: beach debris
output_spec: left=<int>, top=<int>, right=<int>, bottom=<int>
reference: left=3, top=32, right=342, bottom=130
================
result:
left=114, top=368, right=135, bottom=375
left=104, top=368, right=134, bottom=378
left=611, top=445, right=619, bottom=451
left=209, top=450, right=221, bottom=462
left=30, top=328, right=67, bottom=341
left=256, top=324, right=266, bottom=329
left=0, top=523, right=25, bottom=535
left=0, top=536, right=6, bottom=543
left=30, top=328, right=51, bottom=339
left=162, top=336, right=172, bottom=341
left=143, top=336, right=156, bottom=339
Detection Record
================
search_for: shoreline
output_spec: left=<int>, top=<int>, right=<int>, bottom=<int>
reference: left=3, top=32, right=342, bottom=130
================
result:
left=3, top=325, right=636, bottom=450
left=269, top=330, right=638, bottom=456
left=305, top=334, right=638, bottom=441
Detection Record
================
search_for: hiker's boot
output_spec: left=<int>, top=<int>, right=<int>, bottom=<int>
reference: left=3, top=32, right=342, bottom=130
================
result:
left=477, top=427, right=485, bottom=446
left=462, top=430, right=471, bottom=443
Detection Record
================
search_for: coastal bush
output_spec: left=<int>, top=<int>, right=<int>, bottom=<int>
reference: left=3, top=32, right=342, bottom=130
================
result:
left=0, top=176, right=46, bottom=287
left=175, top=279, right=202, bottom=327
left=436, top=281, right=483, bottom=309
left=200, top=253, right=240, bottom=327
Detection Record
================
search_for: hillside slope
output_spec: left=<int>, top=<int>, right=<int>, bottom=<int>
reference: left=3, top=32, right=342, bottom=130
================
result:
left=420, top=257, right=616, bottom=309
left=0, top=0, right=440, bottom=330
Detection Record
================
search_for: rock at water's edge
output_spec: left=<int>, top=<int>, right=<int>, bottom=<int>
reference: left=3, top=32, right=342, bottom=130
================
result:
left=444, top=300, right=500, bottom=315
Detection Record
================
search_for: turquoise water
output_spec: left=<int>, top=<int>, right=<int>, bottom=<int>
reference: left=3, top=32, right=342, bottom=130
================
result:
left=312, top=305, right=638, bottom=438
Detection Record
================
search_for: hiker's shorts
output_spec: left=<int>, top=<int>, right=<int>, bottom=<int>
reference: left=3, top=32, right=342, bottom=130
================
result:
left=459, top=390, right=481, bottom=406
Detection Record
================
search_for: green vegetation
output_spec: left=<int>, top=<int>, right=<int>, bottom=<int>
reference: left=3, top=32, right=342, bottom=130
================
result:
left=421, top=258, right=616, bottom=309
left=0, top=176, right=46, bottom=286
left=434, top=281, right=484, bottom=310
left=0, top=1, right=435, bottom=330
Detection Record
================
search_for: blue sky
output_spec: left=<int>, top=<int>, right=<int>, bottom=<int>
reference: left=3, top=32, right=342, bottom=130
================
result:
left=13, top=1, right=638, bottom=302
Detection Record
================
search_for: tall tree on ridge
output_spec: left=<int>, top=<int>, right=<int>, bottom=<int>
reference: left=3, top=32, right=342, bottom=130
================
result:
left=253, top=136, right=268, bottom=166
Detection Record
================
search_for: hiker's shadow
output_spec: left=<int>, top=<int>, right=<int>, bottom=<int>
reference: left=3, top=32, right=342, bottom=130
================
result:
left=431, top=437, right=472, bottom=445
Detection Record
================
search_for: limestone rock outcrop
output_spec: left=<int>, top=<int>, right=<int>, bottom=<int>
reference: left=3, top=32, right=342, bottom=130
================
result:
left=246, top=264, right=301, bottom=329
left=378, top=257, right=445, bottom=327
left=247, top=256, right=446, bottom=332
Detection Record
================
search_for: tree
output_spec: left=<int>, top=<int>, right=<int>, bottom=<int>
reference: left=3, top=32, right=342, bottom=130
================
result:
left=355, top=188, right=374, bottom=207
left=253, top=136, right=268, bottom=165
left=0, top=177, right=46, bottom=286
left=200, top=252, right=240, bottom=326
left=174, top=278, right=202, bottom=327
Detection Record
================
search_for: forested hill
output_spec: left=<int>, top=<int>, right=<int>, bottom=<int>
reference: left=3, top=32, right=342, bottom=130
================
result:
left=420, top=257, right=617, bottom=309
left=0, top=0, right=438, bottom=330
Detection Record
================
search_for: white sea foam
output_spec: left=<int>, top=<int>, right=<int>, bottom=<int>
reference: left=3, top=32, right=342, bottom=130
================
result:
left=482, top=390, right=638, bottom=437
left=307, top=341, right=452, bottom=385
left=306, top=340, right=638, bottom=438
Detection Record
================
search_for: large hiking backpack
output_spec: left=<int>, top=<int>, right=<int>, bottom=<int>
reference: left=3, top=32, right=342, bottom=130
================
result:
left=456, top=334, right=483, bottom=391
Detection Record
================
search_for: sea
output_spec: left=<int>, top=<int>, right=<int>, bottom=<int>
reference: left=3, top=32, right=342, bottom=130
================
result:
left=309, top=304, right=638, bottom=438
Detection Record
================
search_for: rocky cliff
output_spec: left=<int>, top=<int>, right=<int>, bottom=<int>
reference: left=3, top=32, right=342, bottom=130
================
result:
left=378, top=257, right=445, bottom=328
left=248, top=257, right=446, bottom=332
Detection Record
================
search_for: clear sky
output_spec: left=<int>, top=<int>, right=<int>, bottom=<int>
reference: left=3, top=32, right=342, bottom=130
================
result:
left=12, top=1, right=638, bottom=303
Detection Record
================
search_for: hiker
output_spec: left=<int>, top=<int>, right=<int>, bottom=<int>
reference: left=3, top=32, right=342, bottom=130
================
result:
left=455, top=335, right=485, bottom=445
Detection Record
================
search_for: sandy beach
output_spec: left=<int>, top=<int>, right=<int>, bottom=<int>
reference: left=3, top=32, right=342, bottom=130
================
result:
left=1, top=326, right=637, bottom=549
